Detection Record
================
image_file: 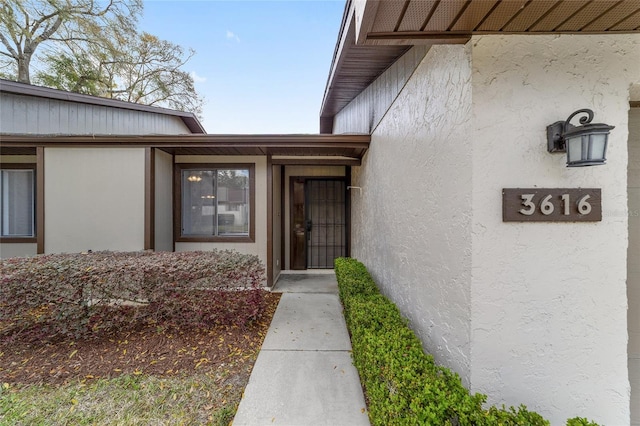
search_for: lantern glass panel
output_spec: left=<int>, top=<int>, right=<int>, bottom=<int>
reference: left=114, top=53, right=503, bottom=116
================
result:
left=567, top=135, right=584, bottom=163
left=588, top=133, right=606, bottom=161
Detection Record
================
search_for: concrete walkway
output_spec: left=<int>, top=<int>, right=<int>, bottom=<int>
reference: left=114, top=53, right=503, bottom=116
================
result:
left=233, top=272, right=370, bottom=426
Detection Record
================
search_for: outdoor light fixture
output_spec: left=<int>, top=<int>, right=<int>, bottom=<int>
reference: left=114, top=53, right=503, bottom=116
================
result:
left=547, top=108, right=615, bottom=167
left=187, top=174, right=202, bottom=182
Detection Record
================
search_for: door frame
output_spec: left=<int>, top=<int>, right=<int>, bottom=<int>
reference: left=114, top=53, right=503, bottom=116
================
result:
left=288, top=175, right=350, bottom=270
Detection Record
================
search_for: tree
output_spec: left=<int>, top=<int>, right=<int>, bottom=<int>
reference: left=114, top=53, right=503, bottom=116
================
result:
left=1, top=1, right=203, bottom=115
left=35, top=31, right=204, bottom=116
left=0, top=0, right=142, bottom=84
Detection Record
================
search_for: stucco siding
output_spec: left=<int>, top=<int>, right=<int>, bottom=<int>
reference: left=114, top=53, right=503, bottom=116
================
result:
left=351, top=43, right=474, bottom=382
left=1, top=93, right=191, bottom=135
left=629, top=107, right=640, bottom=426
left=45, top=148, right=145, bottom=253
left=154, top=149, right=173, bottom=251
left=470, top=34, right=639, bottom=425
left=0, top=243, right=36, bottom=258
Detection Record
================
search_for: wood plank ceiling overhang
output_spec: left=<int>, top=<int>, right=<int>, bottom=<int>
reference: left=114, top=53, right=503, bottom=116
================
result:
left=320, top=0, right=640, bottom=133
left=0, top=134, right=371, bottom=163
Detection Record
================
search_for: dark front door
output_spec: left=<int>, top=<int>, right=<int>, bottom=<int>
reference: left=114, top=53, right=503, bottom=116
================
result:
left=291, top=178, right=347, bottom=269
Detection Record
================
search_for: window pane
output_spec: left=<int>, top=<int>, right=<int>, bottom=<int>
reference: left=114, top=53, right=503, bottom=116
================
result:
left=217, top=169, right=249, bottom=235
left=182, top=170, right=216, bottom=236
left=1, top=169, right=35, bottom=237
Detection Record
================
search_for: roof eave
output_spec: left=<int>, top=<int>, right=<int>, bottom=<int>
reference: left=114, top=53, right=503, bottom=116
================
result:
left=0, top=133, right=370, bottom=160
left=319, top=0, right=640, bottom=134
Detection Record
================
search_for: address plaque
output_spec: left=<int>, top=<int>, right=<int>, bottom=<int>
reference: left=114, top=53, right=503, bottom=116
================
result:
left=502, top=188, right=601, bottom=222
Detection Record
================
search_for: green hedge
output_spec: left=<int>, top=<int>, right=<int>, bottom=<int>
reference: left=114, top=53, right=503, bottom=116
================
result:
left=334, top=257, right=600, bottom=426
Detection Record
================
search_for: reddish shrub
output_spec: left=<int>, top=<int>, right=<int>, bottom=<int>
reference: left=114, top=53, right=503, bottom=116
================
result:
left=0, top=250, right=266, bottom=342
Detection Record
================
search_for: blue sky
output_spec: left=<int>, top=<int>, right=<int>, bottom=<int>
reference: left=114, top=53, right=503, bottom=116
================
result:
left=140, top=1, right=345, bottom=134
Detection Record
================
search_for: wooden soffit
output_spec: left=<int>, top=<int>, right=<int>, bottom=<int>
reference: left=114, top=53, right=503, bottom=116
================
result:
left=359, top=0, right=640, bottom=45
left=320, top=0, right=640, bottom=133
left=0, top=134, right=370, bottom=160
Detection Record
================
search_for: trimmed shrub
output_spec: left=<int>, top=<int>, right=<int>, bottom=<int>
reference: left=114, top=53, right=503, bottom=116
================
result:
left=334, top=257, right=379, bottom=311
left=335, top=257, right=550, bottom=426
left=566, top=417, right=601, bottom=426
left=0, top=250, right=266, bottom=342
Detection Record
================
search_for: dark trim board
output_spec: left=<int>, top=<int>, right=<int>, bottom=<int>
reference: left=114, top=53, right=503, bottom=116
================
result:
left=144, top=148, right=156, bottom=250
left=346, top=166, right=352, bottom=258
left=0, top=161, right=41, bottom=248
left=280, top=165, right=285, bottom=273
left=266, top=155, right=273, bottom=287
left=36, top=148, right=44, bottom=254
left=272, top=158, right=361, bottom=166
left=2, top=134, right=370, bottom=163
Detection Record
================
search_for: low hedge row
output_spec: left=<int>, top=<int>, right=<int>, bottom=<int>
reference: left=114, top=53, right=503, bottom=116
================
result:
left=334, top=257, right=599, bottom=426
left=0, top=250, right=266, bottom=342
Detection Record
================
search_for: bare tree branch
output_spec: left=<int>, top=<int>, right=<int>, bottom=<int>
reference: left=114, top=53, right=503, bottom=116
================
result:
left=0, top=0, right=141, bottom=83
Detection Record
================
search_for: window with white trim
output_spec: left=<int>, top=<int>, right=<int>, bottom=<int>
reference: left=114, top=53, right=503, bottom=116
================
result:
left=1, top=168, right=35, bottom=238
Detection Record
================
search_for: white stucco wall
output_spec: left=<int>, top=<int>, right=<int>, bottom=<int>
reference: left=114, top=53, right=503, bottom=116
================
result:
left=174, top=156, right=268, bottom=277
left=628, top=107, right=640, bottom=426
left=350, top=34, right=640, bottom=425
left=351, top=43, right=474, bottom=382
left=45, top=148, right=145, bottom=253
left=154, top=149, right=173, bottom=251
left=470, top=35, right=639, bottom=425
left=0, top=243, right=37, bottom=258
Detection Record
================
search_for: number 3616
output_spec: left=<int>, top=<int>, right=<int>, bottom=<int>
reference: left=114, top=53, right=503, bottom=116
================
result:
left=519, top=193, right=592, bottom=216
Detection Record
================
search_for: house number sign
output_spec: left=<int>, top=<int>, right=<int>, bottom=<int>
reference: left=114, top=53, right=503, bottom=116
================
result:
left=502, top=188, right=601, bottom=222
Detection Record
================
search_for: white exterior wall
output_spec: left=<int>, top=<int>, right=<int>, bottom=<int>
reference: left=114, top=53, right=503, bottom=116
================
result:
left=154, top=150, right=173, bottom=251
left=349, top=34, right=640, bottom=425
left=470, top=35, right=639, bottom=425
left=174, top=156, right=268, bottom=277
left=628, top=107, right=640, bottom=426
left=350, top=44, right=474, bottom=381
left=45, top=148, right=145, bottom=253
left=0, top=243, right=36, bottom=258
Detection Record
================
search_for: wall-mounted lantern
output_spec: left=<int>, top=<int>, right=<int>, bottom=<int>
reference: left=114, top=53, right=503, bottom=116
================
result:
left=547, top=108, right=615, bottom=167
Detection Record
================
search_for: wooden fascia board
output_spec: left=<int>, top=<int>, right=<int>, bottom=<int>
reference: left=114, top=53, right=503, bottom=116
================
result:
left=364, top=32, right=471, bottom=45
left=320, top=3, right=357, bottom=125
left=271, top=158, right=361, bottom=166
left=0, top=134, right=370, bottom=148
left=355, top=0, right=380, bottom=45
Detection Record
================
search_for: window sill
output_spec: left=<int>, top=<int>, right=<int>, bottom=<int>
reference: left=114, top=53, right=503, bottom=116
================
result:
left=176, top=236, right=255, bottom=243
left=0, top=237, right=37, bottom=243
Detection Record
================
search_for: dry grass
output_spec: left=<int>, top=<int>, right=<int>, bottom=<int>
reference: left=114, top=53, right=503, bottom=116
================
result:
left=1, top=372, right=240, bottom=425
left=0, top=293, right=281, bottom=426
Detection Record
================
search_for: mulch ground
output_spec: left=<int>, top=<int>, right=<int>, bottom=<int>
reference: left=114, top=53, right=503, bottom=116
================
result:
left=0, top=292, right=281, bottom=385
